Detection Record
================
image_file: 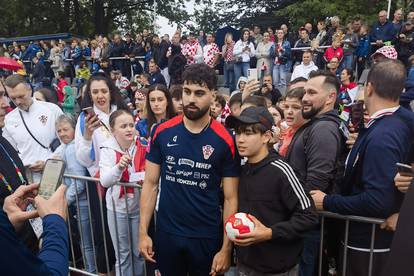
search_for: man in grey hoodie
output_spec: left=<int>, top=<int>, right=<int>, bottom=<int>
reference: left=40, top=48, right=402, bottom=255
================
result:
left=285, top=70, right=346, bottom=276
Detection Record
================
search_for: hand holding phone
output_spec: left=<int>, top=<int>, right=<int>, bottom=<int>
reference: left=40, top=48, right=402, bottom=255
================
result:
left=247, top=69, right=258, bottom=82
left=29, top=160, right=45, bottom=172
left=82, top=106, right=96, bottom=117
left=118, top=155, right=132, bottom=170
left=396, top=163, right=414, bottom=177
left=350, top=102, right=364, bottom=133
left=395, top=165, right=414, bottom=193
left=83, top=108, right=101, bottom=140
left=35, top=184, right=67, bottom=220
left=38, top=159, right=66, bottom=200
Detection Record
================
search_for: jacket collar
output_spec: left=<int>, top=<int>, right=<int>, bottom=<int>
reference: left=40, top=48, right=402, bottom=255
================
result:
left=366, top=106, right=399, bottom=128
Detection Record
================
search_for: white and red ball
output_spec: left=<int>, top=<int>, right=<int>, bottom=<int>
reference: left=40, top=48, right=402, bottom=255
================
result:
left=225, top=212, right=255, bottom=240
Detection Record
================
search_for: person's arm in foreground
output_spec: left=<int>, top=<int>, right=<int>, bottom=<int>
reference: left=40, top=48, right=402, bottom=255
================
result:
left=138, top=160, right=160, bottom=263
left=210, top=177, right=238, bottom=276
left=1, top=184, right=69, bottom=276
left=35, top=185, right=69, bottom=276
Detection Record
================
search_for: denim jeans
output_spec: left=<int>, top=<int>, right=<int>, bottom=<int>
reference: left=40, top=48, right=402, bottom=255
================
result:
left=341, top=55, right=354, bottom=71
left=224, top=62, right=235, bottom=92
left=107, top=210, right=145, bottom=276
left=299, top=229, right=321, bottom=276
left=272, top=63, right=289, bottom=91
left=234, top=62, right=250, bottom=86
left=32, top=82, right=43, bottom=91
left=77, top=197, right=96, bottom=273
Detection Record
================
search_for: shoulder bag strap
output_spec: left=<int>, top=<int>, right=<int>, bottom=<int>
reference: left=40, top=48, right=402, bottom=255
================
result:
left=18, top=110, right=48, bottom=150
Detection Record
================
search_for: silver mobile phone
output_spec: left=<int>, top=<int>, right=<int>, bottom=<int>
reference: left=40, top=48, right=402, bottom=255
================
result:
left=38, top=159, right=66, bottom=199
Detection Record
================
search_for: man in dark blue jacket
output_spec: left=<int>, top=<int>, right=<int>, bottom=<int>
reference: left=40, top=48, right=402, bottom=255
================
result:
left=311, top=59, right=414, bottom=276
left=148, top=60, right=166, bottom=86
left=22, top=41, right=42, bottom=61
left=31, top=56, right=46, bottom=90
left=370, top=10, right=397, bottom=52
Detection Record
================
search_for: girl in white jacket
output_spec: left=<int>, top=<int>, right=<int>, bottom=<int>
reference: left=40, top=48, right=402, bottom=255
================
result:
left=99, top=110, right=146, bottom=276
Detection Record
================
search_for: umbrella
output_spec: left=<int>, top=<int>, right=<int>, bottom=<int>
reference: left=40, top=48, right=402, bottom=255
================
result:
left=0, top=57, right=23, bottom=71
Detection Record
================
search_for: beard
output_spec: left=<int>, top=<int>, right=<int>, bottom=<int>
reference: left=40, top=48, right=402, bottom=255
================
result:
left=302, top=103, right=323, bottom=119
left=183, top=103, right=210, bottom=121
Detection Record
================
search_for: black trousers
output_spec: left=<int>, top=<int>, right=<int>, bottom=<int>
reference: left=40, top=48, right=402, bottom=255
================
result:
left=339, top=246, right=389, bottom=276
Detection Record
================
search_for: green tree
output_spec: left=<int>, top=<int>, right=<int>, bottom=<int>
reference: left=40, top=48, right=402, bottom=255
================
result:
left=196, top=0, right=413, bottom=32
left=273, top=0, right=388, bottom=31
left=0, top=0, right=190, bottom=37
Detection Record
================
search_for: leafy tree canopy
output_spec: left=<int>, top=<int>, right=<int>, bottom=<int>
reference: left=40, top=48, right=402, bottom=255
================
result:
left=0, top=0, right=190, bottom=37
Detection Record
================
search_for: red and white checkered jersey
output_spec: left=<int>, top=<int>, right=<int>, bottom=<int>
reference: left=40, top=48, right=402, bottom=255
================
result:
left=182, top=40, right=202, bottom=65
left=203, top=43, right=219, bottom=67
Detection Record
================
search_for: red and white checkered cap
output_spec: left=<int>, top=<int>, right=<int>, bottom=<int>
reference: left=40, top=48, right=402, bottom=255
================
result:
left=371, top=46, right=398, bottom=60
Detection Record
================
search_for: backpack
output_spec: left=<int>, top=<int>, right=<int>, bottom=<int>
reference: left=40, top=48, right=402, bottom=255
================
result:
left=302, top=115, right=349, bottom=193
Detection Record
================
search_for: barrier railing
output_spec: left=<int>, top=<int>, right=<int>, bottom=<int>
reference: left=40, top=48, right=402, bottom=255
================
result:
left=62, top=174, right=387, bottom=276
left=64, top=174, right=143, bottom=276
left=21, top=56, right=146, bottom=83
left=318, top=211, right=385, bottom=276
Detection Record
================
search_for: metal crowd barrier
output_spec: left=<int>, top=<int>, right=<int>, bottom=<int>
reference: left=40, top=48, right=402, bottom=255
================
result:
left=62, top=174, right=386, bottom=276
left=64, top=174, right=144, bottom=276
left=318, top=211, right=385, bottom=276
left=22, top=56, right=145, bottom=81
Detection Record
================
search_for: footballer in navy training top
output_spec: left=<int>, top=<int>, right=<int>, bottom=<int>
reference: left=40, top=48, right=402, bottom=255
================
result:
left=139, top=64, right=240, bottom=276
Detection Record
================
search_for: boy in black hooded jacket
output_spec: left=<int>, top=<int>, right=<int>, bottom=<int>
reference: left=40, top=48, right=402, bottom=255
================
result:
left=226, top=106, right=318, bottom=275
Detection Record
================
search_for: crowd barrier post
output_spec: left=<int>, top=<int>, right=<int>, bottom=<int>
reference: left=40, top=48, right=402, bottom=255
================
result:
left=318, top=211, right=385, bottom=276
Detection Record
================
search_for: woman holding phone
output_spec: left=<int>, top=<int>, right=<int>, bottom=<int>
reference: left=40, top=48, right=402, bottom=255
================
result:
left=75, top=73, right=128, bottom=275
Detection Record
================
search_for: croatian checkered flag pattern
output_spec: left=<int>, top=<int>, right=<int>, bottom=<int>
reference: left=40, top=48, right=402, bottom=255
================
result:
left=182, top=40, right=201, bottom=65
left=218, top=102, right=231, bottom=125
left=203, top=43, right=219, bottom=67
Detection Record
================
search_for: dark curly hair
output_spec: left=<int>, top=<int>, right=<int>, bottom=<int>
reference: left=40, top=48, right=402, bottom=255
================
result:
left=81, top=73, right=128, bottom=111
left=182, top=63, right=217, bottom=90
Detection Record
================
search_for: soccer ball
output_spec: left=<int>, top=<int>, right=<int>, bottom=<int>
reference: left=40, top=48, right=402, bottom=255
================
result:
left=225, top=212, right=255, bottom=240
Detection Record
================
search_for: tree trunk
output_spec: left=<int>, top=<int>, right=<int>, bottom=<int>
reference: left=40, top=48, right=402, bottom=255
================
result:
left=62, top=0, right=71, bottom=32
left=73, top=0, right=83, bottom=35
left=94, top=0, right=108, bottom=35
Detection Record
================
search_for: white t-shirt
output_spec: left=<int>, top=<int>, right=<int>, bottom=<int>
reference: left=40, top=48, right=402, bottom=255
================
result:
left=3, top=99, right=63, bottom=166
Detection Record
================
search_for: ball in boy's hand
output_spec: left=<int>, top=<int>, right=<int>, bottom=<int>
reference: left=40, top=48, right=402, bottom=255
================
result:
left=225, top=212, right=255, bottom=240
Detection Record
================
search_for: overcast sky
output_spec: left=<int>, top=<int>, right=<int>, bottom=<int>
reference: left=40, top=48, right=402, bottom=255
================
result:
left=156, top=0, right=195, bottom=36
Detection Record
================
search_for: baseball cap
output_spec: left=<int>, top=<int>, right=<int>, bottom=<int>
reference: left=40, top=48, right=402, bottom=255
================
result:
left=226, top=106, right=274, bottom=130
left=371, top=46, right=398, bottom=60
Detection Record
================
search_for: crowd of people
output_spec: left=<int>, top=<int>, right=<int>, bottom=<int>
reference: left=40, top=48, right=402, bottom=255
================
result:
left=1, top=7, right=414, bottom=276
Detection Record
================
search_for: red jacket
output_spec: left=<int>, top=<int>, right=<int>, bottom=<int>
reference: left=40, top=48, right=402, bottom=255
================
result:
left=57, top=79, right=68, bottom=104
left=323, top=46, right=344, bottom=63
